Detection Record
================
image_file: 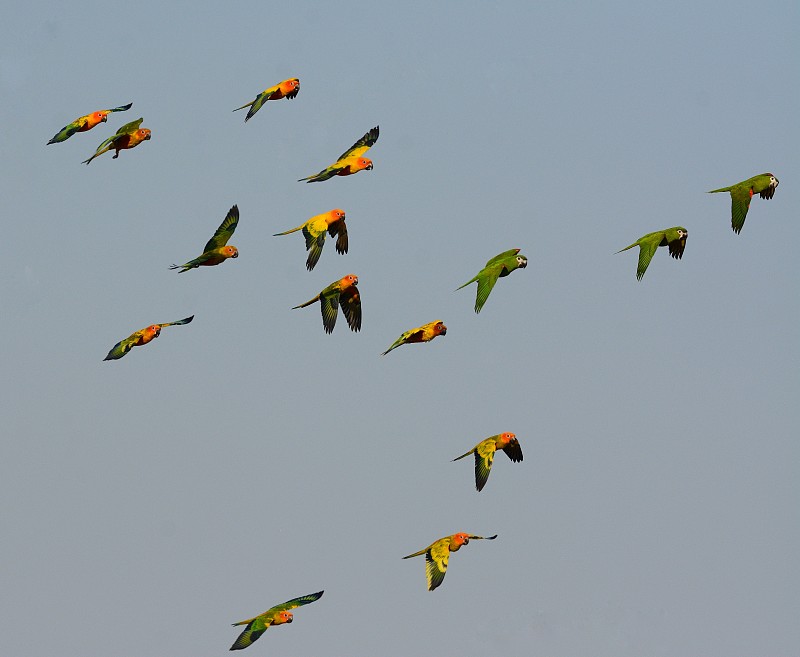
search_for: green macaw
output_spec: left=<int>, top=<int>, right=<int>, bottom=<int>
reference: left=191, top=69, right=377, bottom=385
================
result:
left=47, top=102, right=132, bottom=144
left=298, top=126, right=379, bottom=182
left=81, top=117, right=150, bottom=164
left=708, top=173, right=779, bottom=234
left=402, top=533, right=497, bottom=591
left=274, top=208, right=348, bottom=271
left=456, top=248, right=527, bottom=313
left=452, top=432, right=523, bottom=492
left=229, top=590, right=323, bottom=651
left=292, top=274, right=361, bottom=334
left=170, top=205, right=240, bottom=272
left=103, top=316, right=193, bottom=361
left=381, top=320, right=447, bottom=356
left=617, top=227, right=687, bottom=280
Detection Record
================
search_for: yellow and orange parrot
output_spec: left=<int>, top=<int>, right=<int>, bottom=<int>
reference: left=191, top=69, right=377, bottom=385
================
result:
left=453, top=432, right=523, bottom=491
left=402, top=533, right=497, bottom=591
left=298, top=126, right=379, bottom=182
left=274, top=208, right=348, bottom=271
left=381, top=320, right=447, bottom=355
left=47, top=102, right=132, bottom=144
left=233, top=78, right=299, bottom=122
left=170, top=205, right=240, bottom=272
left=292, top=274, right=361, bottom=333
left=103, top=316, right=193, bottom=361
left=229, top=590, right=323, bottom=651
left=82, top=117, right=151, bottom=164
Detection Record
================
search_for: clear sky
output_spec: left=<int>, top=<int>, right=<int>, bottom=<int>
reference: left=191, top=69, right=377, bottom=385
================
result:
left=1, top=1, right=798, bottom=655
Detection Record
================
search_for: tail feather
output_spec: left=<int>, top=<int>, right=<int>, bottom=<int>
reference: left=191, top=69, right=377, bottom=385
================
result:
left=232, top=101, right=253, bottom=112
left=292, top=295, right=320, bottom=309
left=452, top=449, right=474, bottom=461
left=707, top=186, right=732, bottom=194
left=615, top=243, right=637, bottom=254
left=455, top=276, right=478, bottom=291
left=273, top=225, right=303, bottom=236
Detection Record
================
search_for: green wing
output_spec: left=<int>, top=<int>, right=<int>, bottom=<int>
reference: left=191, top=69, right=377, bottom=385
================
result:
left=635, top=236, right=660, bottom=281
left=92, top=117, right=143, bottom=152
left=107, top=102, right=133, bottom=113
left=103, top=336, right=136, bottom=361
left=204, top=205, right=240, bottom=252
left=266, top=590, right=324, bottom=615
left=474, top=266, right=503, bottom=313
left=339, top=286, right=362, bottom=332
left=159, top=315, right=194, bottom=328
left=337, top=126, right=379, bottom=160
left=474, top=438, right=497, bottom=492
left=298, top=164, right=344, bottom=183
left=485, top=248, right=520, bottom=267
left=426, top=539, right=450, bottom=591
left=47, top=120, right=82, bottom=144
left=230, top=616, right=269, bottom=650
left=320, top=288, right=341, bottom=334
left=729, top=186, right=752, bottom=234
left=303, top=226, right=326, bottom=271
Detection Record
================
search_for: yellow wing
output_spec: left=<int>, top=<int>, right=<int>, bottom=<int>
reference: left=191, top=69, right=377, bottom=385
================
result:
left=337, top=126, right=379, bottom=161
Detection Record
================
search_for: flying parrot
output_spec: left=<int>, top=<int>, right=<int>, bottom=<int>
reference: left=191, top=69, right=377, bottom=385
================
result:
left=274, top=208, right=348, bottom=271
left=381, top=320, right=447, bottom=356
left=402, top=533, right=497, bottom=591
left=47, top=102, right=132, bottom=144
left=453, top=432, right=523, bottom=492
left=103, top=316, right=194, bottom=361
left=298, top=126, right=379, bottom=182
left=292, top=274, right=361, bottom=334
left=229, top=590, right=323, bottom=651
left=456, top=248, right=528, bottom=313
left=708, top=173, right=779, bottom=234
left=617, top=227, right=687, bottom=280
left=170, top=205, right=240, bottom=272
left=81, top=117, right=151, bottom=164
left=233, top=77, right=300, bottom=123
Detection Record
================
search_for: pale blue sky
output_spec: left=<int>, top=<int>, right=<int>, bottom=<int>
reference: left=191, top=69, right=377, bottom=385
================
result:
left=1, top=1, right=798, bottom=655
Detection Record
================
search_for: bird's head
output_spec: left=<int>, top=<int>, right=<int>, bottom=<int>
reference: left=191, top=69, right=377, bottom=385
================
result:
left=138, top=128, right=151, bottom=141
left=676, top=228, right=688, bottom=239
left=282, top=78, right=300, bottom=98
left=274, top=610, right=293, bottom=626
left=433, top=321, right=447, bottom=336
left=95, top=112, right=108, bottom=123
left=452, top=533, right=470, bottom=549
left=330, top=209, right=346, bottom=222
left=358, top=158, right=373, bottom=171
left=498, top=432, right=516, bottom=446
left=769, top=174, right=779, bottom=188
left=516, top=255, right=528, bottom=268
left=341, top=274, right=358, bottom=288
left=224, top=246, right=239, bottom=259
left=145, top=325, right=161, bottom=340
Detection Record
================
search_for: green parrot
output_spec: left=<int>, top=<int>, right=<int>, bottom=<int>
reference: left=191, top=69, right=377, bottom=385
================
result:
left=452, top=432, right=523, bottom=492
left=229, top=590, right=323, bottom=651
left=708, top=173, right=779, bottom=234
left=170, top=205, right=240, bottom=272
left=292, top=274, right=361, bottom=334
left=456, top=248, right=527, bottom=313
left=617, top=227, right=687, bottom=280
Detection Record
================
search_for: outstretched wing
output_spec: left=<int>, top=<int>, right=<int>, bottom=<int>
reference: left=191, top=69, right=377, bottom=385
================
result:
left=426, top=539, right=450, bottom=591
left=103, top=332, right=140, bottom=361
left=204, top=205, right=240, bottom=252
left=158, top=315, right=194, bottom=329
left=106, top=102, right=133, bottom=113
left=484, top=248, right=520, bottom=268
left=337, top=126, right=379, bottom=161
left=266, top=590, right=324, bottom=615
left=320, top=289, right=341, bottom=334
left=115, top=117, right=144, bottom=136
left=729, top=187, right=753, bottom=234
left=635, top=237, right=660, bottom=281
left=230, top=616, right=270, bottom=650
left=501, top=437, right=523, bottom=463
left=474, top=266, right=503, bottom=313
left=339, top=286, right=362, bottom=332
left=474, top=438, right=498, bottom=491
left=303, top=226, right=326, bottom=271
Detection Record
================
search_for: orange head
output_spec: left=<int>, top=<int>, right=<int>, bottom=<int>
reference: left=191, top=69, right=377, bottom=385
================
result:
left=356, top=157, right=373, bottom=172
left=140, top=324, right=161, bottom=345
left=95, top=111, right=109, bottom=123
left=497, top=432, right=516, bottom=447
left=450, top=533, right=471, bottom=551
left=272, top=610, right=293, bottom=626
left=138, top=128, right=151, bottom=141
left=340, top=274, right=358, bottom=288
left=328, top=208, right=346, bottom=223
left=280, top=78, right=300, bottom=98
left=432, top=321, right=447, bottom=336
left=223, top=245, right=239, bottom=259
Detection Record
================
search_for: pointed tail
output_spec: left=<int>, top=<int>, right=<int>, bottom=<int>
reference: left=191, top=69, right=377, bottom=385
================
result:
left=273, top=225, right=303, bottom=236
left=292, top=295, right=320, bottom=309
left=707, top=186, right=732, bottom=194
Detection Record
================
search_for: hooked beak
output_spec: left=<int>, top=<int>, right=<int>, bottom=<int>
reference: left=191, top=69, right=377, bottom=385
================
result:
left=232, top=252, right=239, bottom=258
left=365, top=163, right=373, bottom=170
left=440, top=327, right=447, bottom=335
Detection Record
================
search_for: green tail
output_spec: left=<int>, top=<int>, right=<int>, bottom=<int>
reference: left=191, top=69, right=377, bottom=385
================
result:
left=707, top=186, right=732, bottom=194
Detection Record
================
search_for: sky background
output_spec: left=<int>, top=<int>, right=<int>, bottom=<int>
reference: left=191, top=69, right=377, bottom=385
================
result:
left=1, top=1, right=798, bottom=655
